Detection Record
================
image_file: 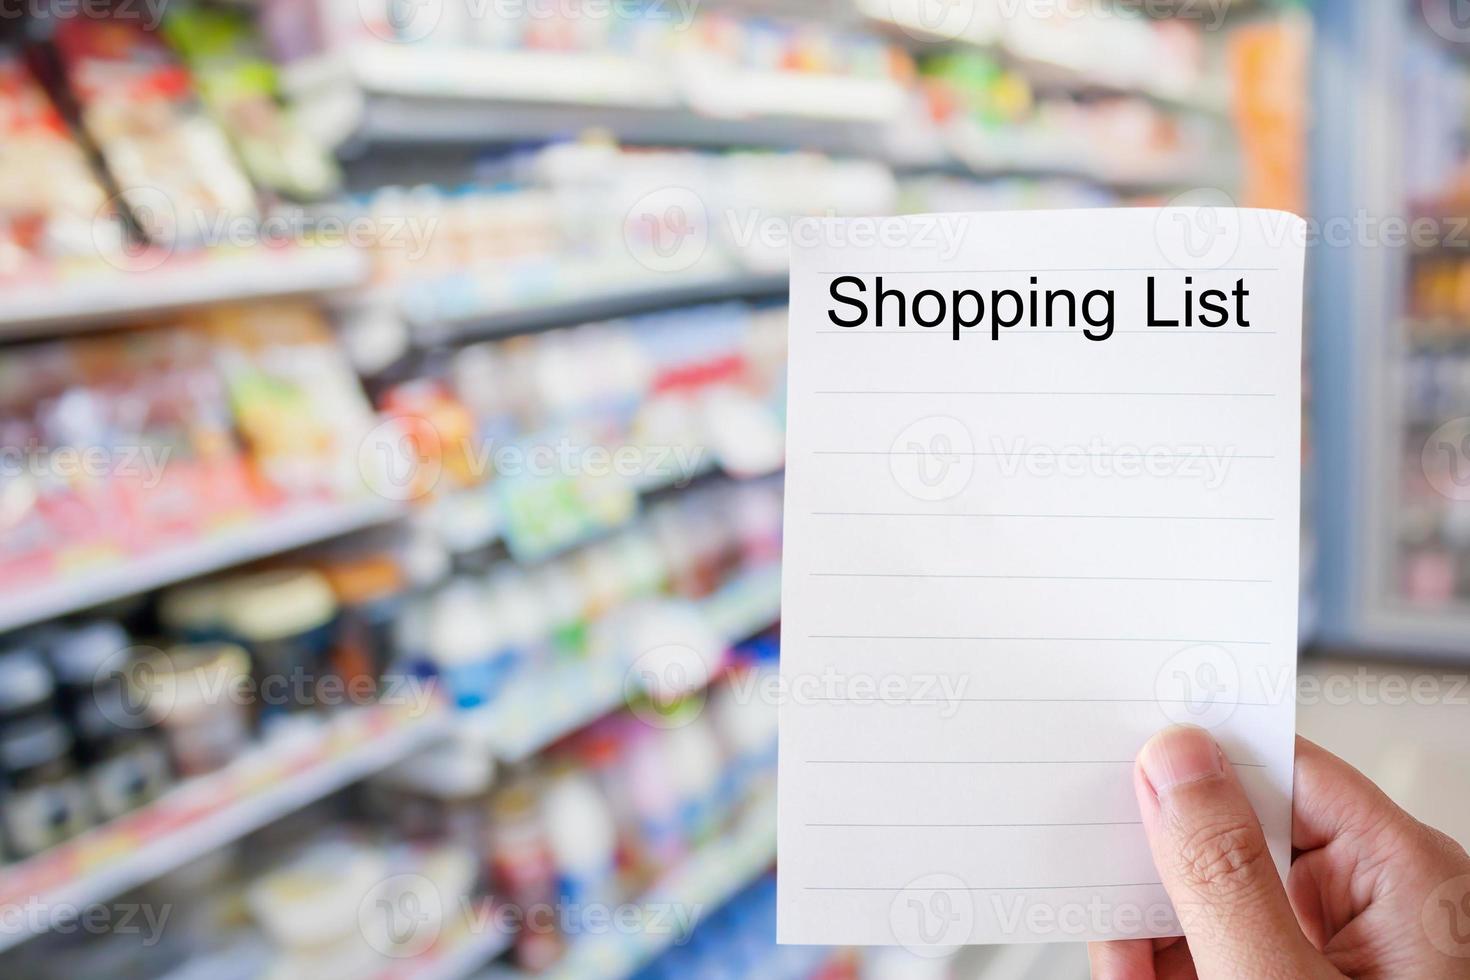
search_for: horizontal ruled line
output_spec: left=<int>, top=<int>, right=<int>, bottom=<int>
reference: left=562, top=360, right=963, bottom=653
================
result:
left=811, top=511, right=1274, bottom=522
left=804, top=882, right=1166, bottom=892
left=814, top=390, right=1276, bottom=397
left=805, top=759, right=1269, bottom=769
left=811, top=572, right=1271, bottom=584
left=808, top=634, right=1270, bottom=645
left=807, top=821, right=1144, bottom=828
left=805, top=697, right=1276, bottom=708
left=814, top=450, right=1272, bottom=459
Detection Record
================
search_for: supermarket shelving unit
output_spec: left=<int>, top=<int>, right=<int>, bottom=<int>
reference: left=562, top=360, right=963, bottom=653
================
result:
left=0, top=2, right=1305, bottom=975
left=0, top=497, right=403, bottom=635
left=0, top=246, right=367, bottom=339
left=0, top=704, right=451, bottom=955
left=478, top=789, right=777, bottom=980
left=1311, top=0, right=1470, bottom=658
left=406, top=272, right=790, bottom=344
left=282, top=44, right=906, bottom=154
left=0, top=566, right=784, bottom=956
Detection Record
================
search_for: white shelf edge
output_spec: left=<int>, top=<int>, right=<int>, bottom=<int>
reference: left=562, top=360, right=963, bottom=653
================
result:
left=0, top=706, right=452, bottom=954
left=0, top=497, right=403, bottom=634
left=0, top=248, right=369, bottom=337
left=407, top=272, right=789, bottom=343
left=284, top=44, right=902, bottom=151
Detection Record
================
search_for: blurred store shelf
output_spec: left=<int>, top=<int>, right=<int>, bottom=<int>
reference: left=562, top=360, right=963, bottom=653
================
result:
left=0, top=703, right=450, bottom=955
left=479, top=789, right=776, bottom=980
left=382, top=904, right=514, bottom=980
left=283, top=45, right=904, bottom=153
left=407, top=273, right=790, bottom=344
left=0, top=247, right=368, bottom=338
left=0, top=498, right=403, bottom=634
left=860, top=0, right=1232, bottom=118
left=897, top=148, right=1237, bottom=195
left=469, top=564, right=782, bottom=763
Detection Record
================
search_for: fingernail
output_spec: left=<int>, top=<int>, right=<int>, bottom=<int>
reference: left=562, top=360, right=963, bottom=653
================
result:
left=1138, top=724, right=1223, bottom=795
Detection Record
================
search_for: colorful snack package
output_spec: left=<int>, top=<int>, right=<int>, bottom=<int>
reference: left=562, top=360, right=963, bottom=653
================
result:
left=52, top=16, right=258, bottom=250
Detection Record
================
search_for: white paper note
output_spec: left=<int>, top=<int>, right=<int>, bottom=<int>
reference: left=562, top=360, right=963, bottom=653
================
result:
left=777, top=207, right=1305, bottom=948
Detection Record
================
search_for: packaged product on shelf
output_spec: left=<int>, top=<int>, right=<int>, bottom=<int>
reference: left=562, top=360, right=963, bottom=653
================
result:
left=317, top=549, right=407, bottom=691
left=0, top=713, right=95, bottom=860
left=245, top=834, right=394, bottom=973
left=713, top=653, right=779, bottom=797
left=52, top=16, right=259, bottom=250
left=0, top=648, right=80, bottom=860
left=541, top=762, right=620, bottom=910
left=489, top=769, right=565, bottom=971
left=162, top=4, right=340, bottom=201
left=426, top=575, right=515, bottom=708
left=223, top=568, right=339, bottom=722
left=46, top=620, right=173, bottom=821
left=0, top=322, right=280, bottom=587
left=660, top=709, right=726, bottom=844
left=0, top=50, right=125, bottom=277
left=135, top=642, right=252, bottom=776
left=204, top=302, right=380, bottom=502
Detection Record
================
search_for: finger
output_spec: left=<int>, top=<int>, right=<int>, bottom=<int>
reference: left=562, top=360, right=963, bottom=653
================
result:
left=1292, top=736, right=1410, bottom=852
left=1089, top=939, right=1156, bottom=980
left=1134, top=725, right=1325, bottom=979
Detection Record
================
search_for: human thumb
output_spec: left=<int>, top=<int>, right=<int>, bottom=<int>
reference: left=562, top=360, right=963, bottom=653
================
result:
left=1135, top=725, right=1333, bottom=979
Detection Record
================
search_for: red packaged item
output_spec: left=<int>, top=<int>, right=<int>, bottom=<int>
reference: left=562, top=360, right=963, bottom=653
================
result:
left=51, top=18, right=258, bottom=251
left=0, top=50, right=124, bottom=277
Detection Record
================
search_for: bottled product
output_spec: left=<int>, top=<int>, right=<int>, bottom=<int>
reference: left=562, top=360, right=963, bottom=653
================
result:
left=488, top=772, right=564, bottom=971
left=541, top=765, right=619, bottom=911
left=0, top=716, right=94, bottom=858
left=138, top=643, right=252, bottom=776
left=224, top=569, right=339, bottom=721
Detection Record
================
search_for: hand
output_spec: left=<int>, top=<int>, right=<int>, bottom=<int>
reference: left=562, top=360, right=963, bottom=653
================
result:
left=1089, top=725, right=1470, bottom=979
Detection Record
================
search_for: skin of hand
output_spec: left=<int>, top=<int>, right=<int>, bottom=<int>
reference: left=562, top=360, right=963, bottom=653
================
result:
left=1089, top=725, right=1470, bottom=980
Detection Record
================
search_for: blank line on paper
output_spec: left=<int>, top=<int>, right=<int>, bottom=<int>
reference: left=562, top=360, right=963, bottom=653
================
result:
left=813, top=450, right=1274, bottom=459
left=807, top=634, right=1272, bottom=645
left=804, top=759, right=1270, bottom=769
left=804, top=882, right=1166, bottom=892
left=814, top=390, right=1277, bottom=397
left=810, top=511, right=1275, bottom=522
left=810, top=572, right=1272, bottom=584
left=807, top=821, right=1145, bottom=829
left=804, top=697, right=1277, bottom=708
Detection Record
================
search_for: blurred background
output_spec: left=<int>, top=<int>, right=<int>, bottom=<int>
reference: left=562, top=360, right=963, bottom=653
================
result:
left=0, top=0, right=1465, bottom=976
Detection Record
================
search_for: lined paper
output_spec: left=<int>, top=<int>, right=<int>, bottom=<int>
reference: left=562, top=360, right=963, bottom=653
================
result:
left=777, top=208, right=1305, bottom=947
